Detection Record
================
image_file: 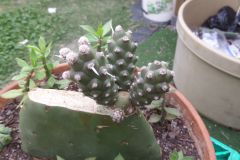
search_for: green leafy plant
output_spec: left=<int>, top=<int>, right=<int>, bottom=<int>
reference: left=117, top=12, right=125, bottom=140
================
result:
left=80, top=20, right=112, bottom=51
left=0, top=124, right=12, bottom=151
left=1, top=37, right=69, bottom=101
left=169, top=150, right=193, bottom=160
left=147, top=95, right=181, bottom=124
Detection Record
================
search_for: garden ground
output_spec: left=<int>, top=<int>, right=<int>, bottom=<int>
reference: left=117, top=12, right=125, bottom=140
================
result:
left=0, top=0, right=239, bottom=154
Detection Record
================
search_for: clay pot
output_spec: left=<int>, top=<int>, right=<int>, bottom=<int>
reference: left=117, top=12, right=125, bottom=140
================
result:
left=0, top=63, right=216, bottom=160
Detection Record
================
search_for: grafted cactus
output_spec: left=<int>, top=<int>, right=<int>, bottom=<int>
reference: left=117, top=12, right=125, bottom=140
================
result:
left=60, top=41, right=119, bottom=106
left=107, top=25, right=138, bottom=90
left=130, top=61, right=174, bottom=106
left=20, top=24, right=174, bottom=160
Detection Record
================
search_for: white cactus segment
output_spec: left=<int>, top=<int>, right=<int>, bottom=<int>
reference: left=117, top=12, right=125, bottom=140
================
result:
left=62, top=71, right=71, bottom=79
left=144, top=101, right=149, bottom=104
left=79, top=44, right=90, bottom=54
left=115, top=25, right=123, bottom=32
left=66, top=51, right=78, bottom=65
left=59, top=47, right=71, bottom=59
left=78, top=36, right=89, bottom=45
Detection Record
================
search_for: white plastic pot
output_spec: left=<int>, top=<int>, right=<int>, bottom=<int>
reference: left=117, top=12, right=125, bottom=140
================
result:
left=173, top=0, right=240, bottom=129
left=142, top=0, right=175, bottom=22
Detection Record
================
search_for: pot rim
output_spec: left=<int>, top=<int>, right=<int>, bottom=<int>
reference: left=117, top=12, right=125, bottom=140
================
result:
left=0, top=63, right=216, bottom=160
left=177, top=0, right=240, bottom=78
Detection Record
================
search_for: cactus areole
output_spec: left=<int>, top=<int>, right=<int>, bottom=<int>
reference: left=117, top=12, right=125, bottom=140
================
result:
left=20, top=25, right=174, bottom=160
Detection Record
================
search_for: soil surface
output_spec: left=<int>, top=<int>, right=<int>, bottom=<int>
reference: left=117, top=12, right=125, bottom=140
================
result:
left=0, top=82, right=200, bottom=160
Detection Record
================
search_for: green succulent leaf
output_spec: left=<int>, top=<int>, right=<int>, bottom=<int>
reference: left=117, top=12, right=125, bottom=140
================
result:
left=0, top=124, right=11, bottom=134
left=29, top=49, right=38, bottom=66
left=85, top=33, right=98, bottom=42
left=0, top=89, right=23, bottom=99
left=147, top=99, right=164, bottom=109
left=21, top=66, right=33, bottom=72
left=114, top=153, right=125, bottom=160
left=45, top=42, right=52, bottom=58
left=96, top=23, right=103, bottom=37
left=55, top=79, right=71, bottom=90
left=169, top=150, right=193, bottom=160
left=16, top=58, right=29, bottom=68
left=27, top=45, right=41, bottom=54
left=0, top=133, right=12, bottom=151
left=103, top=19, right=112, bottom=36
left=12, top=73, right=28, bottom=81
left=46, top=63, right=54, bottom=72
left=29, top=79, right=37, bottom=90
left=80, top=25, right=96, bottom=35
left=47, top=76, right=56, bottom=88
left=148, top=113, right=161, bottom=123
left=35, top=70, right=46, bottom=80
left=164, top=107, right=181, bottom=118
left=38, top=36, right=46, bottom=51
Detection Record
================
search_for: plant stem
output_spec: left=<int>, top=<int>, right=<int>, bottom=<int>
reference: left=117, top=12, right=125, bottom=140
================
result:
left=97, top=37, right=102, bottom=52
left=160, top=95, right=167, bottom=125
left=41, top=56, right=51, bottom=79
left=24, top=70, right=34, bottom=92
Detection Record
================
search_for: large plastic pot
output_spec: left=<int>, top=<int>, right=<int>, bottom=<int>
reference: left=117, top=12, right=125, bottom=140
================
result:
left=173, top=0, right=240, bottom=129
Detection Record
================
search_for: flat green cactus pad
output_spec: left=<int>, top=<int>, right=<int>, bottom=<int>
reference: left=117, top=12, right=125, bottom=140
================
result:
left=20, top=88, right=161, bottom=160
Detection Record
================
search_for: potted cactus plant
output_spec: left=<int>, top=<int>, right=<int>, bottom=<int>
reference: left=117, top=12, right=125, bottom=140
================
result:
left=0, top=24, right=215, bottom=160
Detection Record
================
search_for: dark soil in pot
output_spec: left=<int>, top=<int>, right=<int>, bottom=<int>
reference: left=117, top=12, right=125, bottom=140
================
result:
left=0, top=82, right=200, bottom=160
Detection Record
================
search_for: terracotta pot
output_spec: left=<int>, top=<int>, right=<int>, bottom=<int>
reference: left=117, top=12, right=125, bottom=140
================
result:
left=0, top=63, right=215, bottom=160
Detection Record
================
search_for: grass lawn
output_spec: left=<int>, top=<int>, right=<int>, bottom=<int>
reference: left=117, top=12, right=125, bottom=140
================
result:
left=136, top=28, right=177, bottom=68
left=0, top=0, right=136, bottom=88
